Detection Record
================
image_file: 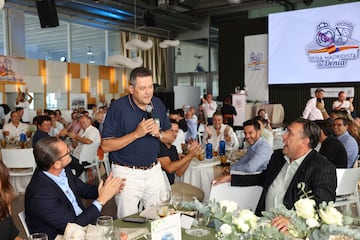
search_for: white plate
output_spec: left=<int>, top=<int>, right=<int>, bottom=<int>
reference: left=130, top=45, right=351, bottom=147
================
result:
left=185, top=228, right=210, bottom=237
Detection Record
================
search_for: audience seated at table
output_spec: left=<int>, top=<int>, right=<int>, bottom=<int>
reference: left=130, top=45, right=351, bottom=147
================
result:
left=47, top=110, right=67, bottom=138
left=216, top=118, right=336, bottom=232
left=214, top=119, right=273, bottom=183
left=185, top=110, right=198, bottom=142
left=221, top=97, right=237, bottom=128
left=254, top=116, right=274, bottom=148
left=66, top=111, right=81, bottom=134
left=2, top=110, right=29, bottom=138
left=0, top=161, right=22, bottom=240
left=203, top=111, right=238, bottom=151
left=32, top=115, right=52, bottom=147
left=158, top=119, right=204, bottom=201
left=257, top=108, right=272, bottom=130
left=169, top=109, right=188, bottom=133
left=67, top=115, right=101, bottom=164
left=314, top=119, right=347, bottom=168
left=25, top=137, right=125, bottom=240
left=333, top=117, right=359, bottom=168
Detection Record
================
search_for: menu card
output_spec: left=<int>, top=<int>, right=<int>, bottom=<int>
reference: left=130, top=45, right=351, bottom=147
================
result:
left=151, top=213, right=181, bottom=240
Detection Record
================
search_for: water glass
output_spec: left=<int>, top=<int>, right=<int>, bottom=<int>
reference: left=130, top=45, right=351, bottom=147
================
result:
left=96, top=216, right=113, bottom=239
left=159, top=189, right=171, bottom=204
left=28, top=233, right=48, bottom=240
left=172, top=195, right=183, bottom=211
left=156, top=202, right=169, bottom=218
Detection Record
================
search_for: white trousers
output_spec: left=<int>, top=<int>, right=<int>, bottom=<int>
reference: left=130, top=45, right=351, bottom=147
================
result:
left=112, top=162, right=166, bottom=218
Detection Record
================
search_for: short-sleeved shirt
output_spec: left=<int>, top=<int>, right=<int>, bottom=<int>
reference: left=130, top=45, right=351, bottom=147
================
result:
left=102, top=95, right=171, bottom=167
left=3, top=122, right=29, bottom=136
left=158, top=143, right=179, bottom=184
left=73, top=125, right=101, bottom=159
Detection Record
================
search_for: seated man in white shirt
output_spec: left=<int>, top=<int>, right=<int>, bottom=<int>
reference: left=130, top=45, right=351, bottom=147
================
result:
left=3, top=111, right=29, bottom=138
left=67, top=115, right=101, bottom=163
left=203, top=111, right=237, bottom=152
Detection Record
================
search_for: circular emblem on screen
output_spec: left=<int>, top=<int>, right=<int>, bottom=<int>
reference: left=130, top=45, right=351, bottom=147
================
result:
left=316, top=28, right=335, bottom=47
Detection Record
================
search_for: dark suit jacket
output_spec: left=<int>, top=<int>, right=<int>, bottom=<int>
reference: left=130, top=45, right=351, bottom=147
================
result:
left=231, top=149, right=337, bottom=216
left=319, top=135, right=348, bottom=168
left=25, top=167, right=99, bottom=240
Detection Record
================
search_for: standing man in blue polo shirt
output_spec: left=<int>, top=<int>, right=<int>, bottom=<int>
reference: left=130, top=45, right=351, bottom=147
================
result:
left=101, top=67, right=171, bottom=218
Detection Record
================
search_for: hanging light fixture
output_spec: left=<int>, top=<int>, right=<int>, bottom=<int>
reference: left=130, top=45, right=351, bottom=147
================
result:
left=125, top=0, right=153, bottom=51
left=86, top=46, right=94, bottom=55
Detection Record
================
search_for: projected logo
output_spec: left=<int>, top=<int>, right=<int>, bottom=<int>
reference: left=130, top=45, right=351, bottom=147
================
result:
left=247, top=52, right=266, bottom=71
left=306, top=21, right=359, bottom=68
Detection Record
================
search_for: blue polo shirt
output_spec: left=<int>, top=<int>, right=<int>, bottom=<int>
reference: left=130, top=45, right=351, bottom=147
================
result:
left=102, top=94, right=171, bottom=167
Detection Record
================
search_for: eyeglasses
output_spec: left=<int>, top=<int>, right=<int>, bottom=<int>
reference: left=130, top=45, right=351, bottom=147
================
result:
left=334, top=123, right=344, bottom=127
left=58, top=148, right=72, bottom=160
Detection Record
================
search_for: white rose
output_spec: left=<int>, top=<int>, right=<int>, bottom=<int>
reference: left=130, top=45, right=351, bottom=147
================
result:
left=233, top=216, right=250, bottom=233
left=219, top=200, right=238, bottom=213
left=306, top=218, right=320, bottom=228
left=319, top=206, right=343, bottom=225
left=238, top=209, right=258, bottom=228
left=294, top=198, right=316, bottom=219
left=220, top=223, right=232, bottom=235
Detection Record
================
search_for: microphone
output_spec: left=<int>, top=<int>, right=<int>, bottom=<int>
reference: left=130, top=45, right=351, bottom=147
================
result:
left=145, top=104, right=153, bottom=119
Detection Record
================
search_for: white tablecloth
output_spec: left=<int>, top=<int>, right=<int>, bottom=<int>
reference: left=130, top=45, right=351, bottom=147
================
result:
left=175, top=158, right=220, bottom=202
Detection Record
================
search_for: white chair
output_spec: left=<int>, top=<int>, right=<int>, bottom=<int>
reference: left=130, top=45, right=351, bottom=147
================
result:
left=197, top=123, right=205, bottom=144
left=334, top=168, right=360, bottom=216
left=18, top=210, right=30, bottom=237
left=99, top=152, right=111, bottom=177
left=209, top=182, right=263, bottom=211
left=79, top=142, right=101, bottom=183
left=1, top=148, right=36, bottom=193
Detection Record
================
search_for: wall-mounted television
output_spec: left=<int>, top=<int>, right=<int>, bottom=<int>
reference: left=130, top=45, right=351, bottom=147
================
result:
left=268, top=2, right=360, bottom=85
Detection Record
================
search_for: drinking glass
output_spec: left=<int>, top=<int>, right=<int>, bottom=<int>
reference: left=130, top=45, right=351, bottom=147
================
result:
left=172, top=195, right=183, bottom=211
left=159, top=189, right=171, bottom=204
left=156, top=202, right=169, bottom=218
left=28, top=233, right=48, bottom=240
left=0, top=138, right=6, bottom=148
left=96, top=216, right=113, bottom=240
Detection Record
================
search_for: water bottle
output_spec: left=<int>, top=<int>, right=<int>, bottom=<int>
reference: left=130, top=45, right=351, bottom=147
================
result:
left=219, top=140, right=226, bottom=156
left=19, top=132, right=26, bottom=148
left=206, top=142, right=213, bottom=159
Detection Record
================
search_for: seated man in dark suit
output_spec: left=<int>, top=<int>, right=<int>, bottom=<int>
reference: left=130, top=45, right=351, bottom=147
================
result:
left=25, top=137, right=125, bottom=240
left=214, top=118, right=337, bottom=232
left=314, top=119, right=347, bottom=168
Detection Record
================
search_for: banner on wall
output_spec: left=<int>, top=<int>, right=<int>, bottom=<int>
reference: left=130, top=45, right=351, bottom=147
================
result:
left=244, top=34, right=268, bottom=102
left=0, top=56, right=25, bottom=83
left=70, top=93, right=87, bottom=110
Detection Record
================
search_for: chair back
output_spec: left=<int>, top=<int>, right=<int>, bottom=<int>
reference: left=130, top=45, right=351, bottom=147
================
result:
left=79, top=142, right=100, bottom=164
left=336, top=168, right=360, bottom=196
left=209, top=183, right=263, bottom=211
left=1, top=148, right=36, bottom=174
left=18, top=211, right=30, bottom=237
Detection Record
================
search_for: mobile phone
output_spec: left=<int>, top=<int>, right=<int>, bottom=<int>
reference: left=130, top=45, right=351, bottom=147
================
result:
left=122, top=217, right=146, bottom=223
left=316, top=98, right=322, bottom=103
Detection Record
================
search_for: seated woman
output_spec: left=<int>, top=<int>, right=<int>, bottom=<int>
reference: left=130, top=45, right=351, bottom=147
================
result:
left=0, top=161, right=22, bottom=240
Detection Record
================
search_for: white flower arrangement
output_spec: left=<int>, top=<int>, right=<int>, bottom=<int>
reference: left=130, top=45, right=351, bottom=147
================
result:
left=182, top=183, right=360, bottom=240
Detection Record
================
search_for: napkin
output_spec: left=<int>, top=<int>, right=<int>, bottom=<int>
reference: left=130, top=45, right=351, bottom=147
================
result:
left=139, top=206, right=159, bottom=220
left=61, top=222, right=87, bottom=240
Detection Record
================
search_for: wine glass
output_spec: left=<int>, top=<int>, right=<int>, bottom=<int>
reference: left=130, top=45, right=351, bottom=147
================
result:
left=159, top=189, right=171, bottom=204
left=172, top=195, right=183, bottom=211
left=97, top=216, right=113, bottom=240
left=28, top=233, right=48, bottom=240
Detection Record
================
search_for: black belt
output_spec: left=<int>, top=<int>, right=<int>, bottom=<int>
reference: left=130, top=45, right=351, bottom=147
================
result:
left=112, top=161, right=158, bottom=170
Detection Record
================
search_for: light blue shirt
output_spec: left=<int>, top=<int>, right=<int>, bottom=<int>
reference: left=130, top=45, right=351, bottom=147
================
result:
left=337, top=131, right=358, bottom=168
left=231, top=137, right=273, bottom=172
left=43, top=169, right=102, bottom=215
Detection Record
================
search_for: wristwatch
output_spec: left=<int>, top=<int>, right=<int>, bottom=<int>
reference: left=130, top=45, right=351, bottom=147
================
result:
left=159, top=131, right=163, bottom=140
